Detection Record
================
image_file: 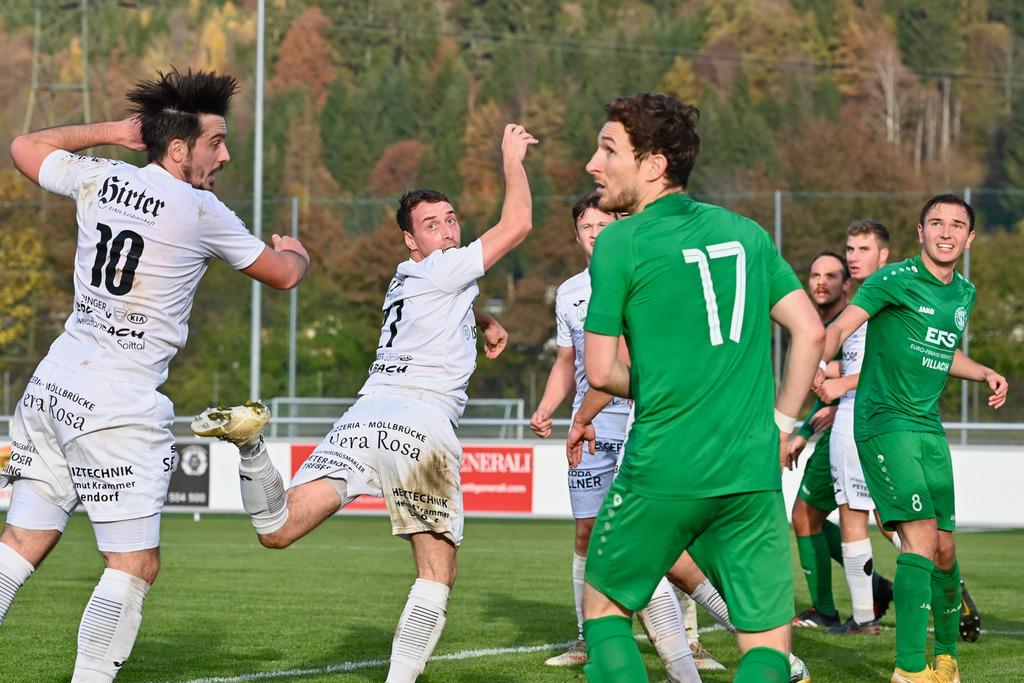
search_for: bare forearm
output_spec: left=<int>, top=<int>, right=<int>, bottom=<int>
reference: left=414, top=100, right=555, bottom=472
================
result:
left=950, top=348, right=993, bottom=382
left=778, top=329, right=825, bottom=418
left=572, top=388, right=616, bottom=428
left=500, top=154, right=532, bottom=236
left=538, top=358, right=575, bottom=415
left=12, top=119, right=142, bottom=185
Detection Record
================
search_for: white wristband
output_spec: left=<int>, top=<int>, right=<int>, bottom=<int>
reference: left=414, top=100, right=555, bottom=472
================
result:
left=818, top=360, right=828, bottom=373
left=774, top=408, right=796, bottom=434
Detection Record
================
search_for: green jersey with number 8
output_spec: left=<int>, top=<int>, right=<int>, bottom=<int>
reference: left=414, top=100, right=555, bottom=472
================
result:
left=849, top=255, right=975, bottom=440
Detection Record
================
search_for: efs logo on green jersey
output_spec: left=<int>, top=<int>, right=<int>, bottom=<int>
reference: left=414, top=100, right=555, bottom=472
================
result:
left=925, top=327, right=958, bottom=348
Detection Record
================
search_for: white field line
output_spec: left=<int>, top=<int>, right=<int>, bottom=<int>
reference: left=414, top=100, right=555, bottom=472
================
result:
left=165, top=626, right=1024, bottom=683
left=170, top=642, right=564, bottom=683
left=164, top=624, right=1024, bottom=683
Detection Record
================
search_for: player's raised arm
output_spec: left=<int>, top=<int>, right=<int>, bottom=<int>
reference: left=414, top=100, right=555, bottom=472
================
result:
left=479, top=124, right=538, bottom=271
left=11, top=118, right=145, bottom=185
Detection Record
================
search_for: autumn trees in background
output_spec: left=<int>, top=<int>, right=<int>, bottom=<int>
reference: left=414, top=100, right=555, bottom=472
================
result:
left=1, top=0, right=1023, bottom=423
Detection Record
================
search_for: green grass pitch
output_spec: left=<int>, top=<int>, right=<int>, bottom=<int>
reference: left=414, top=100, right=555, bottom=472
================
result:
left=0, top=513, right=1020, bottom=682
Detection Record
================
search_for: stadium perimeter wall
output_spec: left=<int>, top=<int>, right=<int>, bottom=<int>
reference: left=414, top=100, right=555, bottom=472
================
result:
left=0, top=440, right=1022, bottom=528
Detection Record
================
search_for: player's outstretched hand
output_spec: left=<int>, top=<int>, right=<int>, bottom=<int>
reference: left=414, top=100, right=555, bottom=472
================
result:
left=530, top=409, right=553, bottom=439
left=566, top=420, right=596, bottom=468
left=501, top=124, right=538, bottom=164
left=984, top=370, right=1008, bottom=409
left=785, top=434, right=807, bottom=471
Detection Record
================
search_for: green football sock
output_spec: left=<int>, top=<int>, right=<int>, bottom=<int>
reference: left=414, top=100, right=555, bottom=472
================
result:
left=582, top=615, right=646, bottom=682
left=797, top=533, right=836, bottom=615
left=931, top=559, right=961, bottom=658
left=823, top=518, right=844, bottom=564
left=736, top=646, right=790, bottom=682
left=894, top=553, right=935, bottom=673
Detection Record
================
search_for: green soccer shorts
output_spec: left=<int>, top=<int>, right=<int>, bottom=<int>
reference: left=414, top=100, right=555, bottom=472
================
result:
left=797, top=434, right=838, bottom=513
left=856, top=431, right=955, bottom=532
left=585, top=478, right=794, bottom=632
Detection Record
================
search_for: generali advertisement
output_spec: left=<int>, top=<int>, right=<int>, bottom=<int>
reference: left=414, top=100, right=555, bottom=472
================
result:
left=290, top=443, right=533, bottom=513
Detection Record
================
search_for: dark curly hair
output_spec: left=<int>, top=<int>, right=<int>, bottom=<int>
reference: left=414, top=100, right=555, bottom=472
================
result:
left=126, top=67, right=239, bottom=164
left=605, top=93, right=700, bottom=191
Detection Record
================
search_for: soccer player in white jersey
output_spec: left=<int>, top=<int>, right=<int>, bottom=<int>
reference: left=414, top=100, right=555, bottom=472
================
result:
left=0, top=68, right=309, bottom=681
left=813, top=220, right=891, bottom=635
left=531, top=193, right=719, bottom=679
left=192, top=124, right=537, bottom=683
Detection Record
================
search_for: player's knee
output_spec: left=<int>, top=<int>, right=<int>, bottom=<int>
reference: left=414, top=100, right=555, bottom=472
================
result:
left=257, top=531, right=294, bottom=550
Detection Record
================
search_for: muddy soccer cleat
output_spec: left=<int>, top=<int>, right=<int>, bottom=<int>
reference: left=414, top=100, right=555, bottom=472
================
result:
left=690, top=641, right=725, bottom=670
left=959, top=579, right=980, bottom=642
left=191, top=401, right=270, bottom=447
left=789, top=653, right=811, bottom=682
left=544, top=639, right=587, bottom=666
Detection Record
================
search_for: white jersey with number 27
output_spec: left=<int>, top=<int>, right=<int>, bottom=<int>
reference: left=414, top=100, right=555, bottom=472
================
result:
left=38, top=150, right=266, bottom=387
left=359, top=240, right=485, bottom=425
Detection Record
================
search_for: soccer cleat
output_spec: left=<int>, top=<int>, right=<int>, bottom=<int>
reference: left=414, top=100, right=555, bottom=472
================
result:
left=689, top=641, right=725, bottom=670
left=191, top=401, right=270, bottom=447
left=824, top=616, right=881, bottom=635
left=959, top=579, right=980, bottom=642
left=789, top=653, right=811, bottom=682
left=791, top=607, right=841, bottom=628
left=544, top=639, right=587, bottom=666
left=891, top=665, right=936, bottom=682
left=874, top=572, right=895, bottom=620
left=933, top=654, right=960, bottom=683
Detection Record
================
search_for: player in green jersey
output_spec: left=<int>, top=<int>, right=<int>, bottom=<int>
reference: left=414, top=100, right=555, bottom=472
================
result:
left=572, top=92, right=824, bottom=683
left=813, top=194, right=1007, bottom=683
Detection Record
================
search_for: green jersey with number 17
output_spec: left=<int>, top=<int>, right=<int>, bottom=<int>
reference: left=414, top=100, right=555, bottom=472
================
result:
left=850, top=255, right=975, bottom=439
left=585, top=194, right=801, bottom=499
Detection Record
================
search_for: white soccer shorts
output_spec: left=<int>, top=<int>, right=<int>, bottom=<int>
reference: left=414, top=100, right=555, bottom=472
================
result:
left=830, top=428, right=876, bottom=511
left=568, top=410, right=626, bottom=519
left=3, top=358, right=175, bottom=526
left=291, top=393, right=465, bottom=545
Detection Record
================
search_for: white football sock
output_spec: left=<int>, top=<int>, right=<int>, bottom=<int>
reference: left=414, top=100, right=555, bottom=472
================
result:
left=72, top=568, right=150, bottom=683
left=843, top=538, right=875, bottom=623
left=386, top=578, right=449, bottom=683
left=676, top=586, right=700, bottom=645
left=0, top=542, right=34, bottom=626
left=238, top=437, right=289, bottom=534
left=637, top=577, right=700, bottom=683
left=690, top=578, right=735, bottom=632
left=572, top=553, right=586, bottom=640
